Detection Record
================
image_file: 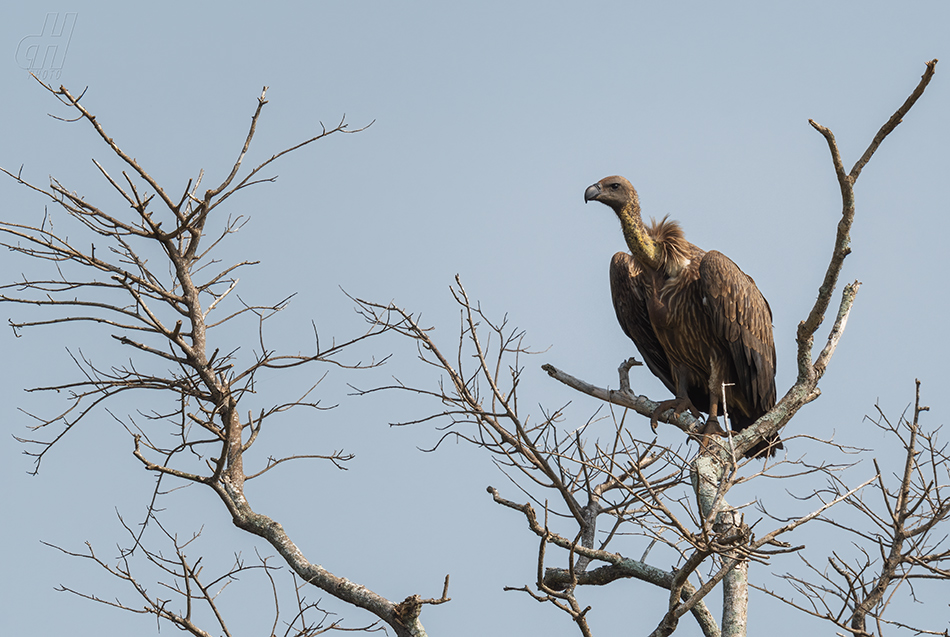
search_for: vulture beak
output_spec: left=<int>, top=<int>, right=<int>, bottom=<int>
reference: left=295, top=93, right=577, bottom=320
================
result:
left=584, top=183, right=601, bottom=203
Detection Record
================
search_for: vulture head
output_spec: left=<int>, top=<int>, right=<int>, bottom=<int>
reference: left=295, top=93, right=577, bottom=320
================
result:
left=584, top=175, right=639, bottom=213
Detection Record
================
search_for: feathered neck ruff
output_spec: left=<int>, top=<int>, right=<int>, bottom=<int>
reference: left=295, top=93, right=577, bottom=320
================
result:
left=646, top=216, right=694, bottom=277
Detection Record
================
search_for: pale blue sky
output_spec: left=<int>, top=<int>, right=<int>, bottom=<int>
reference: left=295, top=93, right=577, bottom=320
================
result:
left=2, top=2, right=948, bottom=636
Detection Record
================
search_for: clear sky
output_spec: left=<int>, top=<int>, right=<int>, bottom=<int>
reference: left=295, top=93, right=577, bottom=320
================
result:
left=1, top=2, right=948, bottom=636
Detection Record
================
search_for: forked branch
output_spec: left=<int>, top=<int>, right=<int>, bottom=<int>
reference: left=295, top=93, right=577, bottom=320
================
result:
left=3, top=84, right=430, bottom=637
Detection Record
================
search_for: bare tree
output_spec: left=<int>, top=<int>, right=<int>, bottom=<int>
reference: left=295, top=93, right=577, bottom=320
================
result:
left=1, top=81, right=447, bottom=637
left=755, top=379, right=950, bottom=637
left=351, top=60, right=946, bottom=637
left=4, top=62, right=946, bottom=637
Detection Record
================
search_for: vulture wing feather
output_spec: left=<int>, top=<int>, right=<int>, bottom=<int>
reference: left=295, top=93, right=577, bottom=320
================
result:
left=609, top=252, right=676, bottom=394
left=699, top=250, right=777, bottom=415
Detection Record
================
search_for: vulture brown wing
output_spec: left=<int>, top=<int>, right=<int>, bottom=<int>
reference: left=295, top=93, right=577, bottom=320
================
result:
left=609, top=252, right=676, bottom=395
left=698, top=250, right=777, bottom=414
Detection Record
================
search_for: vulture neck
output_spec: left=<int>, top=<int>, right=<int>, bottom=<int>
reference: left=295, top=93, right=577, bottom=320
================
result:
left=616, top=198, right=661, bottom=271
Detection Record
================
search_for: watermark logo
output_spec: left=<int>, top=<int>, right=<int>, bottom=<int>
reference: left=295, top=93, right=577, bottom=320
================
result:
left=15, top=12, right=78, bottom=80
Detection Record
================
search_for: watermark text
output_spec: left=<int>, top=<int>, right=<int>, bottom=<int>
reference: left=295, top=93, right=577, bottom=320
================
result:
left=15, top=12, right=78, bottom=80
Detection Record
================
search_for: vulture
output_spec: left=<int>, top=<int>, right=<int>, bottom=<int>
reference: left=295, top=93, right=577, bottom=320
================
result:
left=584, top=175, right=781, bottom=458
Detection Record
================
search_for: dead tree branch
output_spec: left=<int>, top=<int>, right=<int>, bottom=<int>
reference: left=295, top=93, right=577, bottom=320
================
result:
left=763, top=381, right=950, bottom=637
left=2, top=82, right=432, bottom=637
left=355, top=60, right=938, bottom=637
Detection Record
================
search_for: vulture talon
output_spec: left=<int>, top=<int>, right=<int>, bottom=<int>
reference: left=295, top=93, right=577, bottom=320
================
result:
left=650, top=397, right=702, bottom=432
left=699, top=417, right=727, bottom=437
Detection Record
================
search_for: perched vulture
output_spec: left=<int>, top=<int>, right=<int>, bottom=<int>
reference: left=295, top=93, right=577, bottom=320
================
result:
left=584, top=175, right=781, bottom=458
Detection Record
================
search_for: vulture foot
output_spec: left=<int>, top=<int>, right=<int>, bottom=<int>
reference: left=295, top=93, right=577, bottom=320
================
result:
left=693, top=417, right=732, bottom=455
left=699, top=417, right=727, bottom=437
left=650, top=397, right=702, bottom=432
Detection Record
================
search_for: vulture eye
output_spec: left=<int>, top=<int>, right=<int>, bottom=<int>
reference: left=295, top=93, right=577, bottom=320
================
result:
left=609, top=183, right=620, bottom=190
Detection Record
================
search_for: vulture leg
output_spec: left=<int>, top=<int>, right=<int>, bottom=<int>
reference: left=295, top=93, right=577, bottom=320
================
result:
left=650, top=372, right=702, bottom=432
left=700, top=364, right=728, bottom=436
left=695, top=389, right=728, bottom=457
